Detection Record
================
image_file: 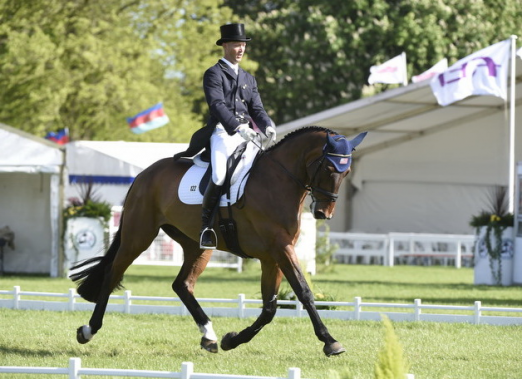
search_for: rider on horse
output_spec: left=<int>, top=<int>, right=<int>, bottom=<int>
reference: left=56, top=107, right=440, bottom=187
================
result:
left=175, top=23, right=276, bottom=249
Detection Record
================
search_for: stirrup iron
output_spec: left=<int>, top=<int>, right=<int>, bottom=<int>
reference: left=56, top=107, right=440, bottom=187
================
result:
left=200, top=227, right=218, bottom=249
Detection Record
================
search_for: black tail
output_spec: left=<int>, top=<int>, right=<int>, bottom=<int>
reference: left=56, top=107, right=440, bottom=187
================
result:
left=69, top=228, right=123, bottom=303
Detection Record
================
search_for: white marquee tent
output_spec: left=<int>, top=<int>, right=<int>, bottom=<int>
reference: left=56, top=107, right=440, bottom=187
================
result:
left=0, top=123, right=65, bottom=276
left=277, top=55, right=522, bottom=234
left=66, top=141, right=189, bottom=206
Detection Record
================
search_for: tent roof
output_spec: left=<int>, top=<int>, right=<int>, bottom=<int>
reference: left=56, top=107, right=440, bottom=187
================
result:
left=66, top=141, right=189, bottom=179
left=0, top=123, right=64, bottom=173
left=277, top=59, right=522, bottom=158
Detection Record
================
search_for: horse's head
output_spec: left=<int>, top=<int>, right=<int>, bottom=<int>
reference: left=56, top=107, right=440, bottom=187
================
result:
left=308, top=131, right=367, bottom=220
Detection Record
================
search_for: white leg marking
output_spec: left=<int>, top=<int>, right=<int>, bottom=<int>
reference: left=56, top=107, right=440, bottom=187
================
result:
left=198, top=321, right=217, bottom=341
left=82, top=325, right=94, bottom=341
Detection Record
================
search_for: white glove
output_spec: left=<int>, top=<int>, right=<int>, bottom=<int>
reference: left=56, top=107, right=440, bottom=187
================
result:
left=265, top=126, right=277, bottom=141
left=236, top=123, right=257, bottom=141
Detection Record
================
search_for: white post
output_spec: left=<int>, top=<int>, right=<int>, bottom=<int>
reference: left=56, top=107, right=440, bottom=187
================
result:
left=414, top=299, right=422, bottom=322
left=402, top=52, right=408, bottom=86
left=181, top=362, right=193, bottom=379
left=124, top=290, right=132, bottom=314
left=69, top=357, right=81, bottom=379
left=288, top=367, right=301, bottom=379
left=455, top=241, right=462, bottom=269
left=388, top=236, right=395, bottom=267
left=474, top=301, right=482, bottom=325
left=68, top=288, right=76, bottom=311
left=13, top=286, right=20, bottom=309
left=508, top=35, right=517, bottom=213
left=238, top=294, right=245, bottom=318
left=354, top=297, right=362, bottom=321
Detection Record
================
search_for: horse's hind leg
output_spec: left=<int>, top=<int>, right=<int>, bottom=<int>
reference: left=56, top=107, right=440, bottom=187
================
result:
left=221, top=259, right=283, bottom=351
left=164, top=226, right=217, bottom=353
left=76, top=221, right=159, bottom=344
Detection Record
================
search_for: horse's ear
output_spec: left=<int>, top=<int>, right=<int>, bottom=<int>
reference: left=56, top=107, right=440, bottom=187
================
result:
left=350, top=132, right=367, bottom=150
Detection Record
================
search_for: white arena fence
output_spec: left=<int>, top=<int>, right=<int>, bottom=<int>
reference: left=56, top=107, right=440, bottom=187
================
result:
left=109, top=206, right=243, bottom=272
left=327, top=232, right=476, bottom=268
left=0, top=358, right=306, bottom=379
left=1, top=286, right=521, bottom=326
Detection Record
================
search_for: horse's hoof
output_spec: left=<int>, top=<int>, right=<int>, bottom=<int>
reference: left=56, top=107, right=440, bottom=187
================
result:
left=324, top=342, right=346, bottom=356
left=201, top=337, right=218, bottom=353
left=76, top=325, right=93, bottom=344
left=220, top=331, right=238, bottom=351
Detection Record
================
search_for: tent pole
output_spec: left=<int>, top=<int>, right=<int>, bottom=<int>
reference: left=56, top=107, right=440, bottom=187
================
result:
left=508, top=35, right=517, bottom=214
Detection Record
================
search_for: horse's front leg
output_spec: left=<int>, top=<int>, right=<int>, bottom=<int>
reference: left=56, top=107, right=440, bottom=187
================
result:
left=171, top=243, right=217, bottom=353
left=278, top=245, right=345, bottom=356
left=221, top=259, right=283, bottom=351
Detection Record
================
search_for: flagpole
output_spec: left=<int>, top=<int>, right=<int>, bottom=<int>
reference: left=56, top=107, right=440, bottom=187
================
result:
left=508, top=35, right=517, bottom=213
left=402, top=52, right=408, bottom=86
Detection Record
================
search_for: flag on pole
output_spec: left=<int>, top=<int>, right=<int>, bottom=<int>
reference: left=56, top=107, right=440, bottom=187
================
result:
left=430, top=39, right=511, bottom=106
left=517, top=46, right=522, bottom=59
left=412, top=58, right=448, bottom=83
left=368, top=53, right=408, bottom=86
left=45, top=128, right=69, bottom=145
left=127, top=103, right=169, bottom=134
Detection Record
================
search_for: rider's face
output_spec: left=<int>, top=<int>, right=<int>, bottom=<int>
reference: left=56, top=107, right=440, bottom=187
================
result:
left=223, top=41, right=246, bottom=65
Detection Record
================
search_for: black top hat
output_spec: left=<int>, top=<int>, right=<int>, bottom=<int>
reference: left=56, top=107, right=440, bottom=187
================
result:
left=216, top=23, right=251, bottom=46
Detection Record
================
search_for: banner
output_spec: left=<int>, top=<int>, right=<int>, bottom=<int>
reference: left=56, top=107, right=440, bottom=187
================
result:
left=45, top=128, right=69, bottom=145
left=412, top=58, right=448, bottom=83
left=127, top=103, right=169, bottom=134
left=368, top=53, right=407, bottom=85
left=430, top=39, right=511, bottom=106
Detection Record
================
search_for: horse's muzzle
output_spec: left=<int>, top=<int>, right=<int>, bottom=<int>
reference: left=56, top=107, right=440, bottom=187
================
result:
left=313, top=210, right=329, bottom=220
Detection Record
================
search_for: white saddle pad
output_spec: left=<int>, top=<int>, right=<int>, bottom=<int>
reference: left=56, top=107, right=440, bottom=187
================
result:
left=178, top=142, right=259, bottom=206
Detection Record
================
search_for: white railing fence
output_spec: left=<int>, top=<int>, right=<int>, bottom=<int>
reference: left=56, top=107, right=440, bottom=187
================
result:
left=1, top=286, right=520, bottom=326
left=109, top=206, right=243, bottom=272
left=328, top=232, right=476, bottom=268
left=0, top=358, right=304, bottom=379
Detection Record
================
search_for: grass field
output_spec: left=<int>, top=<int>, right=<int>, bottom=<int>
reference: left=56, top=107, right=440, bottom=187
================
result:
left=1, top=264, right=522, bottom=378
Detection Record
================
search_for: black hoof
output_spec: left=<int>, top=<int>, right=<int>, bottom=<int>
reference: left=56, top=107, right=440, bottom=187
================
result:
left=324, top=342, right=346, bottom=356
left=220, top=331, right=238, bottom=351
left=76, top=326, right=91, bottom=344
left=201, top=337, right=218, bottom=353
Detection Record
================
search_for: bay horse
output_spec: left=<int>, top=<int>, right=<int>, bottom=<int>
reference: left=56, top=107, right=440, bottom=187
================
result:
left=70, top=126, right=367, bottom=356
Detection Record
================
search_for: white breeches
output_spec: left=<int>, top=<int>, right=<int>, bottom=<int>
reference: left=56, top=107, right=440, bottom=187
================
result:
left=210, top=123, right=244, bottom=186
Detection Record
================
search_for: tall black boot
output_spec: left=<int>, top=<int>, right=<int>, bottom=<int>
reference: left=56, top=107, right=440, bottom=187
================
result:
left=200, top=181, right=222, bottom=249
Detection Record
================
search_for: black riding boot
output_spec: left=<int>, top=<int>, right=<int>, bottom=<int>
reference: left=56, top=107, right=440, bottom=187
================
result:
left=200, top=181, right=222, bottom=249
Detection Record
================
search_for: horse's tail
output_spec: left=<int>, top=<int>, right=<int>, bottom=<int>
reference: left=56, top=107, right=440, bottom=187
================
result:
left=69, top=225, right=123, bottom=303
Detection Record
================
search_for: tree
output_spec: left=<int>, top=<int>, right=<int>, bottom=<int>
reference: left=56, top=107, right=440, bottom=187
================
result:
left=224, top=0, right=521, bottom=124
left=0, top=0, right=233, bottom=142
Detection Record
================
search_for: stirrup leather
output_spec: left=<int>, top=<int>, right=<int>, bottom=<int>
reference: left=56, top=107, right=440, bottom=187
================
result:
left=200, top=227, right=218, bottom=249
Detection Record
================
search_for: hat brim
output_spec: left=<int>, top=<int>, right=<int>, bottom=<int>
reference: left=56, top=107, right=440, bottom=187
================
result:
left=216, top=37, right=251, bottom=46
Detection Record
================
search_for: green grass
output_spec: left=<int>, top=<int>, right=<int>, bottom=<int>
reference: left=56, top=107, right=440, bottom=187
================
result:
left=1, top=264, right=522, bottom=378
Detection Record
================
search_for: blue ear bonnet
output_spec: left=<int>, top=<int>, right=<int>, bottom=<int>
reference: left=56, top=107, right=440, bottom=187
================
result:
left=324, top=132, right=367, bottom=172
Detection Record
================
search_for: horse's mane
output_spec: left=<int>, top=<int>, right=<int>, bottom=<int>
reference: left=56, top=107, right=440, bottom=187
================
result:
left=265, top=126, right=338, bottom=152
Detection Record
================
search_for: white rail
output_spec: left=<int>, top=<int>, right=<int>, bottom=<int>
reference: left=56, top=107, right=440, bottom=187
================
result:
left=0, top=358, right=304, bottom=379
left=1, top=286, right=520, bottom=326
left=328, top=232, right=476, bottom=268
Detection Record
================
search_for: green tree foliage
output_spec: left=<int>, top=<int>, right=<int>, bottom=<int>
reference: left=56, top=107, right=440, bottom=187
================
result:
left=224, top=0, right=521, bottom=124
left=0, top=0, right=233, bottom=142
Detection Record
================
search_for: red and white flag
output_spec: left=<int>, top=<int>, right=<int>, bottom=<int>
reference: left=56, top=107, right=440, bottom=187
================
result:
left=127, top=103, right=169, bottom=134
left=412, top=58, right=448, bottom=83
left=368, top=53, right=407, bottom=85
left=430, top=39, right=511, bottom=106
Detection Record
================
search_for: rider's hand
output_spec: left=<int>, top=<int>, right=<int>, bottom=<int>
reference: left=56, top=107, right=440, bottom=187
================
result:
left=265, top=126, right=277, bottom=141
left=236, top=123, right=257, bottom=141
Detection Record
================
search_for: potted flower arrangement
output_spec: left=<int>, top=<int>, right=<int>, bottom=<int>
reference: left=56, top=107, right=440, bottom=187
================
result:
left=63, top=183, right=112, bottom=269
left=470, top=186, right=514, bottom=286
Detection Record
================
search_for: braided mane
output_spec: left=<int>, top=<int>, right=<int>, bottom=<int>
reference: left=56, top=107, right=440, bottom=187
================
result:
left=266, top=126, right=338, bottom=152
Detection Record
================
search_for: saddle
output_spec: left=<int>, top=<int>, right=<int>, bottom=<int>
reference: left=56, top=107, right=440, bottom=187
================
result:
left=177, top=142, right=260, bottom=258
